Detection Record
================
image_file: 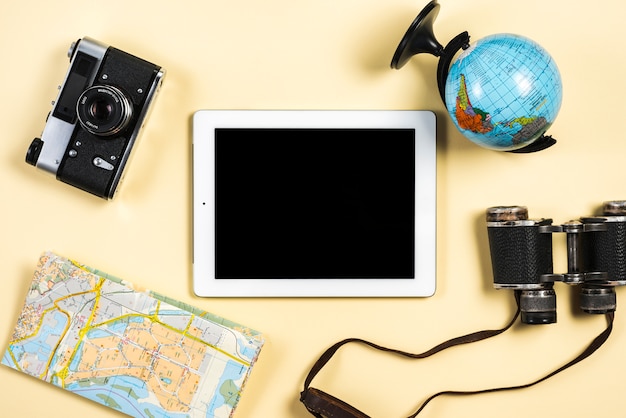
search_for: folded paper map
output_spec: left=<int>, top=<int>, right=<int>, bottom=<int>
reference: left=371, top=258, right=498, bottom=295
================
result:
left=2, top=252, right=264, bottom=417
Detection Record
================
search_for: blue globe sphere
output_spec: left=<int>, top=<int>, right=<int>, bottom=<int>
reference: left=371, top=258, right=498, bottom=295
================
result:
left=444, top=34, right=562, bottom=151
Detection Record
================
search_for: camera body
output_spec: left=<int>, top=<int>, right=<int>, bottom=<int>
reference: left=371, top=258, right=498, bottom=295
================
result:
left=486, top=202, right=626, bottom=324
left=26, top=37, right=165, bottom=199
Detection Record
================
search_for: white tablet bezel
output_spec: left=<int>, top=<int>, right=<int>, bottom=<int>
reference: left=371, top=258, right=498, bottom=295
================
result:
left=192, top=110, right=436, bottom=297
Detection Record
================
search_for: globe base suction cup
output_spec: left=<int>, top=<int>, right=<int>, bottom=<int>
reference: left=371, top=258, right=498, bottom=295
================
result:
left=391, top=0, right=444, bottom=69
left=391, top=1, right=470, bottom=101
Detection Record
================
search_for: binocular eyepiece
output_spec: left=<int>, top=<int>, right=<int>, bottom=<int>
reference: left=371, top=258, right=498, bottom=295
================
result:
left=486, top=201, right=626, bottom=324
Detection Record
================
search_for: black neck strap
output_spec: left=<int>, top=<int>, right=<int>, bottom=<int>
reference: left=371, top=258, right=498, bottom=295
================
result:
left=300, top=292, right=615, bottom=418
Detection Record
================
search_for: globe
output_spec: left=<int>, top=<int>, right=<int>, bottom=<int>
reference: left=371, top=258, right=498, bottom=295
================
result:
left=391, top=1, right=563, bottom=152
left=444, top=34, right=562, bottom=151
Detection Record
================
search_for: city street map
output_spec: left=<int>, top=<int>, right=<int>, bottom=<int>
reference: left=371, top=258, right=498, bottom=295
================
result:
left=2, top=252, right=264, bottom=417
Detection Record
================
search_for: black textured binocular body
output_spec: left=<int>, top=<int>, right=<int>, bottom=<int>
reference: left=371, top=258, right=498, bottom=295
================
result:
left=486, top=201, right=626, bottom=324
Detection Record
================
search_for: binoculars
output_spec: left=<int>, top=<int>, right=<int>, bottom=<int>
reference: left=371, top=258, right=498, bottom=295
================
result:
left=486, top=201, right=626, bottom=324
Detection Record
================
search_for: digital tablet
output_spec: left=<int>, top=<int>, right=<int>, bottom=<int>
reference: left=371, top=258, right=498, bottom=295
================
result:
left=192, top=110, right=436, bottom=297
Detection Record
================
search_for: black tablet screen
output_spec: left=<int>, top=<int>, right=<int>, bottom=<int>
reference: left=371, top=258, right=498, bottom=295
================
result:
left=214, top=129, right=416, bottom=279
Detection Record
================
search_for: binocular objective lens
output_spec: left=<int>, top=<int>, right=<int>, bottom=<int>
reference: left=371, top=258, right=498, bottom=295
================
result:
left=519, top=289, right=557, bottom=325
left=580, top=287, right=616, bottom=314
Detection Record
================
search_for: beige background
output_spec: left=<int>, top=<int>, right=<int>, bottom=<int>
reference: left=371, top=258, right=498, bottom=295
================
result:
left=1, top=0, right=625, bottom=416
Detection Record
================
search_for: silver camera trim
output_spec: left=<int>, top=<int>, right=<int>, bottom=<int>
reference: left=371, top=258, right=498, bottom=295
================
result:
left=36, top=38, right=108, bottom=176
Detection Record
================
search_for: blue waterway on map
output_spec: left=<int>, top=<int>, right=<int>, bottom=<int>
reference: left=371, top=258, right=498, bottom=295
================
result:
left=87, top=329, right=111, bottom=339
left=86, top=315, right=145, bottom=340
left=1, top=349, right=15, bottom=367
left=67, top=375, right=190, bottom=418
left=156, top=310, right=186, bottom=316
left=237, top=339, right=257, bottom=362
left=206, top=360, right=246, bottom=417
left=4, top=311, right=69, bottom=369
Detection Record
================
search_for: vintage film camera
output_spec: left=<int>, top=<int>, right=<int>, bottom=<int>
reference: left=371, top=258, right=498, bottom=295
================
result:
left=487, top=201, right=626, bottom=324
left=25, top=37, right=165, bottom=199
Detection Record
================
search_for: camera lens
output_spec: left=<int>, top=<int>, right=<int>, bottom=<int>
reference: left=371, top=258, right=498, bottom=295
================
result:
left=77, top=85, right=132, bottom=136
left=90, top=100, right=113, bottom=121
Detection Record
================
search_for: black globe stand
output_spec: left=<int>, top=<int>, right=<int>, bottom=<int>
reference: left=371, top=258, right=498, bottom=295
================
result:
left=434, top=32, right=470, bottom=103
left=390, top=0, right=556, bottom=153
left=390, top=1, right=444, bottom=69
left=508, top=134, right=556, bottom=153
left=391, top=0, right=469, bottom=103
